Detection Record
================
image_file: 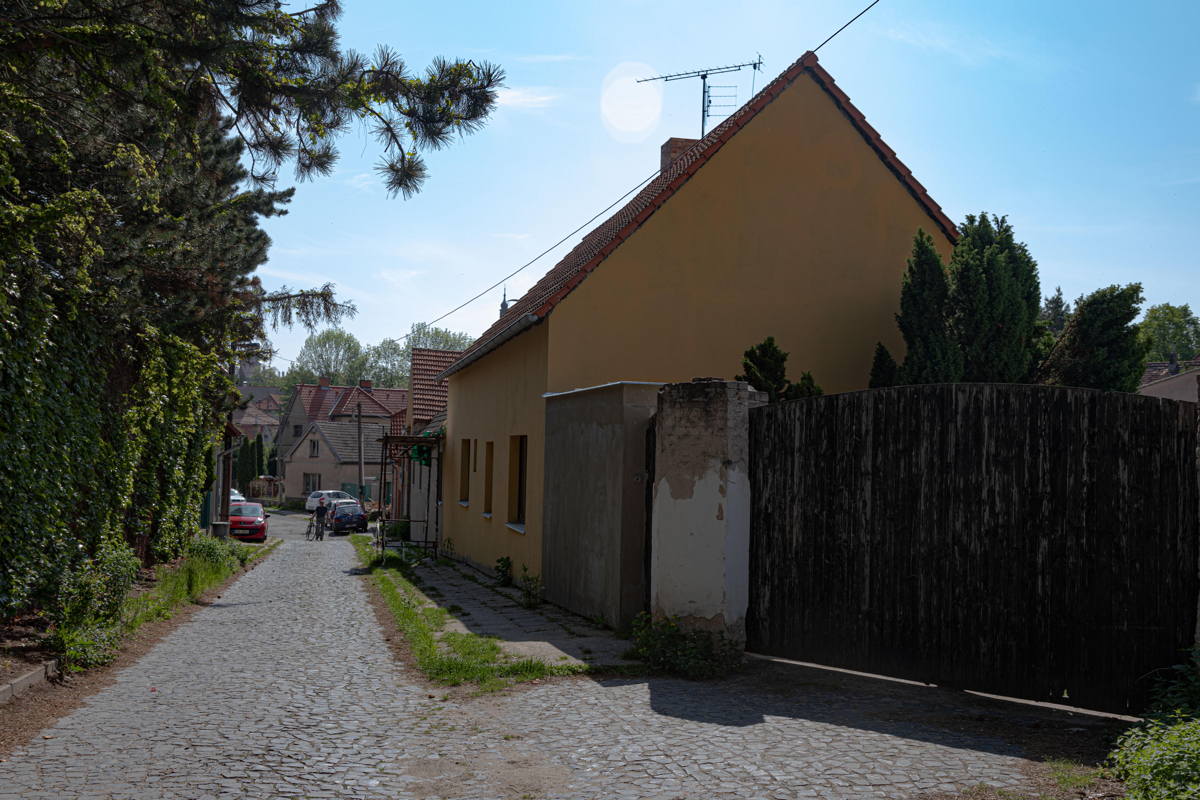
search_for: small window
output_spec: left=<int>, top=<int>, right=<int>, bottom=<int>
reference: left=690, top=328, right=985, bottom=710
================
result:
left=458, top=438, right=470, bottom=504
left=483, top=441, right=494, bottom=515
left=309, top=439, right=319, bottom=457
left=507, top=435, right=527, bottom=526
left=293, top=424, right=302, bottom=437
left=303, top=473, right=321, bottom=493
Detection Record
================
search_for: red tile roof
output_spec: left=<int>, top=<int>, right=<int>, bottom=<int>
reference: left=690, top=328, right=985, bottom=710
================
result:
left=330, top=386, right=395, bottom=418
left=410, top=348, right=462, bottom=427
left=1141, top=360, right=1200, bottom=387
left=292, top=384, right=407, bottom=424
left=443, top=51, right=957, bottom=378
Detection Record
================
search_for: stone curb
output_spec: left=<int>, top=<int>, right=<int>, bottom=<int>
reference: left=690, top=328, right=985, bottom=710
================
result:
left=0, top=659, right=59, bottom=705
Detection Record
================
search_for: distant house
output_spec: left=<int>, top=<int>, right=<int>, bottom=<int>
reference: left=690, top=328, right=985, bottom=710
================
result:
left=275, top=377, right=407, bottom=486
left=1139, top=358, right=1200, bottom=402
left=232, top=404, right=279, bottom=441
left=282, top=421, right=389, bottom=502
left=389, top=348, right=462, bottom=541
left=437, top=50, right=959, bottom=581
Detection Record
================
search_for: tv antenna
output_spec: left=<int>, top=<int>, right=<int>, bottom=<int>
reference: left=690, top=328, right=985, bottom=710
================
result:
left=638, top=55, right=763, bottom=137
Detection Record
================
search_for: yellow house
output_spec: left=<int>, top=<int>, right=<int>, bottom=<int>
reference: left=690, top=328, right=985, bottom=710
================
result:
left=439, top=51, right=958, bottom=575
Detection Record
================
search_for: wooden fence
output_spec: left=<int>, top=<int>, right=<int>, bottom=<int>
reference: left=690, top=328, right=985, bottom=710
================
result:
left=747, top=384, right=1199, bottom=713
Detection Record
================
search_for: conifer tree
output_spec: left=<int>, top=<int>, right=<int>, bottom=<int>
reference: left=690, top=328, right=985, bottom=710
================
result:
left=896, top=230, right=961, bottom=384
left=1037, top=284, right=1147, bottom=392
left=947, top=214, right=1041, bottom=382
left=253, top=434, right=265, bottom=478
left=868, top=343, right=899, bottom=388
left=1039, top=287, right=1071, bottom=337
left=736, top=337, right=821, bottom=402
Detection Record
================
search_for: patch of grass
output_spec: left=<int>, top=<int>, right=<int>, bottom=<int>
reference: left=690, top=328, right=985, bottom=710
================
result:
left=53, top=536, right=281, bottom=671
left=1043, top=758, right=1100, bottom=792
left=351, top=535, right=586, bottom=691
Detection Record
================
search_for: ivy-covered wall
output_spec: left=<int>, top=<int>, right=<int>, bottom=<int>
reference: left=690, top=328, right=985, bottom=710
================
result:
left=0, top=261, right=224, bottom=619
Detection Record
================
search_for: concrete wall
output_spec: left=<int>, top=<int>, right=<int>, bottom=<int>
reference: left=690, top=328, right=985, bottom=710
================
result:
left=545, top=70, right=955, bottom=396
left=444, top=323, right=548, bottom=574
left=1140, top=370, right=1200, bottom=403
left=651, top=380, right=762, bottom=643
left=542, top=382, right=661, bottom=630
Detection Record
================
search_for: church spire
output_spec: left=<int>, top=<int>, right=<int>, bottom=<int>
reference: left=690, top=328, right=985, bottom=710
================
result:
left=499, top=286, right=509, bottom=318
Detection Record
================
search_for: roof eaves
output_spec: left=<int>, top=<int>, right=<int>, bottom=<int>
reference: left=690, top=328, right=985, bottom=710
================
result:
left=441, top=313, right=540, bottom=379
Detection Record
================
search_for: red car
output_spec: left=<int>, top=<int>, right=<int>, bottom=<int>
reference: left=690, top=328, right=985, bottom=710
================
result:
left=229, top=502, right=269, bottom=542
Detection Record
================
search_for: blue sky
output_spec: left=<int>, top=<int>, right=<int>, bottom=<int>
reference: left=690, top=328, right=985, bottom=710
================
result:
left=257, top=0, right=1200, bottom=367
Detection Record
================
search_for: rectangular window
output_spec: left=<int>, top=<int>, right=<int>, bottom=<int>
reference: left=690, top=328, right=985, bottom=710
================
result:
left=507, top=435, right=527, bottom=526
left=303, top=473, right=321, bottom=493
left=293, top=424, right=303, bottom=437
left=458, top=438, right=470, bottom=504
left=309, top=439, right=319, bottom=457
left=483, top=441, right=494, bottom=515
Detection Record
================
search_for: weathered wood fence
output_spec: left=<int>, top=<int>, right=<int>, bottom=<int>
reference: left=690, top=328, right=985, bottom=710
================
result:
left=747, top=384, right=1199, bottom=713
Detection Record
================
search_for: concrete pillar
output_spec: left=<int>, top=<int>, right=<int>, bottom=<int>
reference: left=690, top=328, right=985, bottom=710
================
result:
left=650, top=379, right=762, bottom=644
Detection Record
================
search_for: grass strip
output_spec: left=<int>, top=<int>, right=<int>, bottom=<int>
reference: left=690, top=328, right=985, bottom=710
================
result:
left=350, top=535, right=587, bottom=691
left=54, top=536, right=282, bottom=671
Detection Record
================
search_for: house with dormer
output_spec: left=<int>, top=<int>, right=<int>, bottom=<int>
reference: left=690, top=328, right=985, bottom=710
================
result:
left=276, top=377, right=408, bottom=501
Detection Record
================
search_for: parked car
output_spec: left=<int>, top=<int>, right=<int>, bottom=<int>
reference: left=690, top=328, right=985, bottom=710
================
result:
left=229, top=502, right=269, bottom=542
left=305, top=490, right=354, bottom=511
left=329, top=503, right=368, bottom=534
left=230, top=488, right=246, bottom=503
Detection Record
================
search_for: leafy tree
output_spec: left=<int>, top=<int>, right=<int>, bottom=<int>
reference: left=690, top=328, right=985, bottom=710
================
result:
left=947, top=214, right=1041, bottom=382
left=1039, top=287, right=1072, bottom=337
left=1139, top=303, right=1200, bottom=362
left=869, top=343, right=900, bottom=389
left=364, top=324, right=475, bottom=387
left=895, top=230, right=961, bottom=384
left=736, top=337, right=821, bottom=402
left=291, top=329, right=368, bottom=385
left=1037, top=284, right=1148, bottom=392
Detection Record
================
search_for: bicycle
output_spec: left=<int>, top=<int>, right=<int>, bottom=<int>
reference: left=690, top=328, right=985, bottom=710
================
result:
left=305, top=516, right=316, bottom=541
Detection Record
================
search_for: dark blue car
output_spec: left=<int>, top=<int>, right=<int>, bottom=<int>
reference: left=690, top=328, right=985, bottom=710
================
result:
left=329, top=503, right=368, bottom=534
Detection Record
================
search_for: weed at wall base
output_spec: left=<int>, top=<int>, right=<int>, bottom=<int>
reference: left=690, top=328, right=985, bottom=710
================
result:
left=627, top=612, right=743, bottom=680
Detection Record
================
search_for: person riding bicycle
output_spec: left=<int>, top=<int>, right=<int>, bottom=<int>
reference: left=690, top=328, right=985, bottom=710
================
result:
left=312, top=497, right=330, bottom=539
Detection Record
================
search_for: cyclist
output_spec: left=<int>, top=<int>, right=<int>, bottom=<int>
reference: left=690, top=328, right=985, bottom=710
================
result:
left=312, top=497, right=330, bottom=541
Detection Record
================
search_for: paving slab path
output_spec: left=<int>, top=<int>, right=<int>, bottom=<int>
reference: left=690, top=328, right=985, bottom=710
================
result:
left=0, top=514, right=1081, bottom=799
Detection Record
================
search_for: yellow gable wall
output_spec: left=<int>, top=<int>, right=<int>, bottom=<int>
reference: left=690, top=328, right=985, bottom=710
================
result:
left=546, top=71, right=955, bottom=395
left=444, top=322, right=548, bottom=573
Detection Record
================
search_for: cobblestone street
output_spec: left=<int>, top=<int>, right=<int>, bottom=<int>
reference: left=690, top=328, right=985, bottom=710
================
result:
left=0, top=514, right=1098, bottom=799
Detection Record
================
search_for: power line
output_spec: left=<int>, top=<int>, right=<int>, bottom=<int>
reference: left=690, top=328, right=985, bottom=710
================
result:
left=813, top=0, right=882, bottom=53
left=270, top=166, right=663, bottom=365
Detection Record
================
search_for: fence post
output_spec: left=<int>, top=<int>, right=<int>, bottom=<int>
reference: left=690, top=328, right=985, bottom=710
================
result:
left=650, top=379, right=763, bottom=646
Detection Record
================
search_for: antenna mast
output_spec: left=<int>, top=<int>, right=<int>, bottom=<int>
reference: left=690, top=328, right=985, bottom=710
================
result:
left=638, top=56, right=763, bottom=137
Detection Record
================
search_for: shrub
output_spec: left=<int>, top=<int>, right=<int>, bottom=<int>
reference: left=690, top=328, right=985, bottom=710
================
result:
left=1110, top=648, right=1200, bottom=799
left=54, top=536, right=141, bottom=628
left=518, top=564, right=542, bottom=608
left=185, top=535, right=238, bottom=570
left=385, top=520, right=411, bottom=541
left=628, top=612, right=743, bottom=680
left=1111, top=714, right=1200, bottom=799
left=494, top=556, right=513, bottom=587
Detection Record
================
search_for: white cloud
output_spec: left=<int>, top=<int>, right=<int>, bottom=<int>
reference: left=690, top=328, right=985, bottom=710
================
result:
left=343, top=172, right=377, bottom=193
left=885, top=24, right=1043, bottom=69
left=497, top=87, right=558, bottom=109
left=375, top=268, right=424, bottom=290
left=515, top=54, right=582, bottom=64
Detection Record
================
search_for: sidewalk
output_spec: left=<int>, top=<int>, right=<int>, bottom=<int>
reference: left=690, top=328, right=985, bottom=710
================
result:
left=408, top=556, right=636, bottom=668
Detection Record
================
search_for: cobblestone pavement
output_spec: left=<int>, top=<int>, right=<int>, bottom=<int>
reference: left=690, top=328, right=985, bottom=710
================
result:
left=0, top=514, right=1081, bottom=799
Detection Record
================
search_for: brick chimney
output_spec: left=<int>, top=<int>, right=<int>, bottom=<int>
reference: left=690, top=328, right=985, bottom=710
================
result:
left=660, top=137, right=699, bottom=172
left=318, top=376, right=331, bottom=388
left=359, top=379, right=373, bottom=391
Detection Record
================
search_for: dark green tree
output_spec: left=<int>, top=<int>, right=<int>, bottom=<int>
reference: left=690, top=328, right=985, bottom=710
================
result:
left=1039, top=287, right=1072, bottom=337
left=947, top=214, right=1041, bottom=382
left=736, top=337, right=821, bottom=402
left=868, top=343, right=900, bottom=388
left=1037, top=284, right=1148, bottom=392
left=895, top=230, right=961, bottom=384
left=291, top=329, right=367, bottom=385
left=253, top=434, right=265, bottom=478
left=1139, top=303, right=1200, bottom=361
